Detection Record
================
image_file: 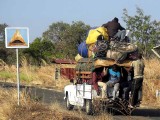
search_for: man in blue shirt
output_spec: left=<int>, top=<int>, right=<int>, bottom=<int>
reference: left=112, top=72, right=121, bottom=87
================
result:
left=107, top=64, right=120, bottom=100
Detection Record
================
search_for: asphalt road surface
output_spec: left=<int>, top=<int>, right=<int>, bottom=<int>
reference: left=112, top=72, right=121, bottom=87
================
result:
left=0, top=82, right=160, bottom=120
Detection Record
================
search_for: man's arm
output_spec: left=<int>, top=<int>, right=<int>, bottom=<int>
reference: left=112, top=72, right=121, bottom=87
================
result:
left=92, top=72, right=99, bottom=92
left=129, top=66, right=133, bottom=73
left=129, top=61, right=134, bottom=72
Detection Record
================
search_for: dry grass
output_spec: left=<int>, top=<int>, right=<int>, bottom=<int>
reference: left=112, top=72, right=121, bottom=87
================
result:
left=0, top=64, right=70, bottom=91
left=50, top=103, right=113, bottom=120
left=1, top=58, right=159, bottom=119
left=0, top=88, right=83, bottom=120
left=0, top=88, right=113, bottom=120
left=142, top=59, right=160, bottom=107
left=0, top=58, right=160, bottom=107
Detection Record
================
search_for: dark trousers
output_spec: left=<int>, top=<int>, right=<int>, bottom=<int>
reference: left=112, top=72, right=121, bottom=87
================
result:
left=131, top=78, right=143, bottom=106
left=119, top=81, right=132, bottom=100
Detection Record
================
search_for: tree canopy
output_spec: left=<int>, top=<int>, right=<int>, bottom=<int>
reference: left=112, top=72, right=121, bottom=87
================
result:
left=23, top=38, right=55, bottom=66
left=123, top=7, right=160, bottom=57
left=0, top=23, right=7, bottom=41
left=43, top=21, right=90, bottom=58
left=0, top=23, right=16, bottom=65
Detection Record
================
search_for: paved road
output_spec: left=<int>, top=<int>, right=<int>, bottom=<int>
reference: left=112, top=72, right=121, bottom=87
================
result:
left=1, top=82, right=160, bottom=120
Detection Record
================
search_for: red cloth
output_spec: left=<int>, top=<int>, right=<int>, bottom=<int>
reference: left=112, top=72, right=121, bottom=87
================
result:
left=92, top=71, right=104, bottom=92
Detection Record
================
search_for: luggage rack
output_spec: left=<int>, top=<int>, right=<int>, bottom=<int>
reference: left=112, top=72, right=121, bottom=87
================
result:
left=76, top=71, right=92, bottom=84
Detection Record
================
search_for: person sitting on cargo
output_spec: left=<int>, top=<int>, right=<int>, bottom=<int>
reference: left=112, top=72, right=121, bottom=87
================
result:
left=107, top=64, right=120, bottom=100
left=92, top=67, right=107, bottom=98
left=102, top=17, right=126, bottom=42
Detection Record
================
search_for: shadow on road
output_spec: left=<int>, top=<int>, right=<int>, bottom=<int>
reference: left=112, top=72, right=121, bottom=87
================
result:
left=0, top=82, right=65, bottom=105
left=132, top=108, right=160, bottom=117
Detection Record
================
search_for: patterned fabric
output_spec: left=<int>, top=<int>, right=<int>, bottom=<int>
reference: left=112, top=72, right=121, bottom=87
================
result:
left=95, top=39, right=108, bottom=58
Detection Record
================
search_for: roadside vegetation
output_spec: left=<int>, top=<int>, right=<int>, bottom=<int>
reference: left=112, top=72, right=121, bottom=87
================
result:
left=0, top=58, right=160, bottom=107
left=143, top=59, right=160, bottom=106
left=0, top=59, right=159, bottom=120
left=0, top=88, right=113, bottom=120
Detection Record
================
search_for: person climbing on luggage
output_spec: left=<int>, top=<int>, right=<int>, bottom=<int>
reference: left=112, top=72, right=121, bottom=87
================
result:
left=107, top=64, right=120, bottom=100
left=102, top=17, right=126, bottom=42
left=94, top=35, right=109, bottom=59
left=129, top=53, right=145, bottom=108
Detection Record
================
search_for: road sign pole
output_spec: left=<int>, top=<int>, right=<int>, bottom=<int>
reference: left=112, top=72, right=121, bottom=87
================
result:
left=16, top=48, right=20, bottom=105
left=5, top=27, right=29, bottom=105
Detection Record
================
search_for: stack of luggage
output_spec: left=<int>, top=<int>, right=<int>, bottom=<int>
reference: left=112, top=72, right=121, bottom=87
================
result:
left=75, top=26, right=138, bottom=69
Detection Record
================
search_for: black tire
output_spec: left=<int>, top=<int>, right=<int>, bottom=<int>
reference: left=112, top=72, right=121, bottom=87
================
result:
left=65, top=95, right=74, bottom=110
left=107, top=107, right=116, bottom=115
left=85, top=99, right=93, bottom=115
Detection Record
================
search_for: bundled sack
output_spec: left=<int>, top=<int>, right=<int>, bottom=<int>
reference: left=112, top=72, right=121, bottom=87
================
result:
left=106, top=49, right=138, bottom=63
left=86, top=27, right=109, bottom=45
left=78, top=41, right=88, bottom=58
left=75, top=54, right=83, bottom=62
left=107, top=41, right=138, bottom=62
left=110, top=41, right=138, bottom=53
left=94, top=36, right=109, bottom=58
left=87, top=36, right=109, bottom=58
left=106, top=50, right=127, bottom=62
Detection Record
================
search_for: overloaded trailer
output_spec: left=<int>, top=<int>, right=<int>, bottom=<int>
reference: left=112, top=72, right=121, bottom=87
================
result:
left=64, top=58, right=142, bottom=115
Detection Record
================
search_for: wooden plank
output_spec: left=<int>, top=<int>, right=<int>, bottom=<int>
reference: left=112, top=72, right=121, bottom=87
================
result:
left=94, top=59, right=132, bottom=68
left=78, top=76, right=92, bottom=79
left=76, top=71, right=92, bottom=74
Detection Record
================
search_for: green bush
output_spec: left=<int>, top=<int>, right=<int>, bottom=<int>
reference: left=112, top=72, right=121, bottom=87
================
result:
left=0, top=71, right=15, bottom=79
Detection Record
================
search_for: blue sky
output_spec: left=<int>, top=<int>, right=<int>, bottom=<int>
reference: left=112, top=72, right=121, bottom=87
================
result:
left=0, top=0, right=160, bottom=42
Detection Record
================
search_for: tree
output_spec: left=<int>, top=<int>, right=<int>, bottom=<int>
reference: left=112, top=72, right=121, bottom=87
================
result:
left=43, top=21, right=90, bottom=58
left=23, top=38, right=55, bottom=66
left=0, top=23, right=8, bottom=41
left=0, top=23, right=16, bottom=65
left=122, top=7, right=160, bottom=57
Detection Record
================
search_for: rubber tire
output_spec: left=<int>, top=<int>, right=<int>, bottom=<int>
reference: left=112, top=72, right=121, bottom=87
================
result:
left=107, top=108, right=116, bottom=115
left=85, top=99, right=93, bottom=115
left=66, top=95, right=74, bottom=110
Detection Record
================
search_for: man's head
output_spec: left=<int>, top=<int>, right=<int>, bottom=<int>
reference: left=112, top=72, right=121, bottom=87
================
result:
left=112, top=64, right=118, bottom=72
left=137, top=53, right=143, bottom=59
left=113, top=17, right=119, bottom=22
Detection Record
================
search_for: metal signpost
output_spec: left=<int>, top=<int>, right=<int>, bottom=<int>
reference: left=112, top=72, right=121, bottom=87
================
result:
left=5, top=27, right=29, bottom=105
left=16, top=48, right=20, bottom=105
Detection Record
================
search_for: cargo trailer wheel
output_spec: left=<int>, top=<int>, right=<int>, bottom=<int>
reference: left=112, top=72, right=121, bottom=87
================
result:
left=85, top=99, right=93, bottom=115
left=66, top=95, right=74, bottom=110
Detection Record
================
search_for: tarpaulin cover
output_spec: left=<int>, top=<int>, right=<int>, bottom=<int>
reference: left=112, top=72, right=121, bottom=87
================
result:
left=78, top=41, right=88, bottom=58
left=86, top=27, right=109, bottom=45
